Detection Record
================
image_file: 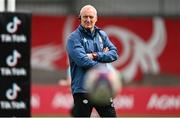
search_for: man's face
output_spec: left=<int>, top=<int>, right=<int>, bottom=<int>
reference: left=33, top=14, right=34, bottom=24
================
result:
left=80, top=7, right=97, bottom=30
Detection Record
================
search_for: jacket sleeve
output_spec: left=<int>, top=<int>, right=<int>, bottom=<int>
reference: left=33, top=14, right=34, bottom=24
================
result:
left=96, top=31, right=119, bottom=63
left=66, top=33, right=98, bottom=69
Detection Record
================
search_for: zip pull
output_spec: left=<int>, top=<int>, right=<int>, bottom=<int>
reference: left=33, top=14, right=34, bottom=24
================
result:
left=98, top=33, right=103, bottom=50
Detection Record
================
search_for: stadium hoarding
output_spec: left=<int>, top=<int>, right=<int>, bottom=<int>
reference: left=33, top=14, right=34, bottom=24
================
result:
left=31, top=85, right=180, bottom=116
left=30, top=15, right=180, bottom=116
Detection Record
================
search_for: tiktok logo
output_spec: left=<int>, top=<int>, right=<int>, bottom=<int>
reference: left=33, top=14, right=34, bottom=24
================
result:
left=6, top=50, right=21, bottom=67
left=7, top=16, right=21, bottom=33
left=6, top=83, right=21, bottom=100
left=1, top=49, right=26, bottom=76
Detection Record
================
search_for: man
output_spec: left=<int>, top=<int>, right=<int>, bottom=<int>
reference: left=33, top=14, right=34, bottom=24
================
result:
left=66, top=5, right=118, bottom=117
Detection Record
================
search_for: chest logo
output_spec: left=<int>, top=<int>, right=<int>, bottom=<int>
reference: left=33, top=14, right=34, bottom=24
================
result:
left=83, top=37, right=87, bottom=43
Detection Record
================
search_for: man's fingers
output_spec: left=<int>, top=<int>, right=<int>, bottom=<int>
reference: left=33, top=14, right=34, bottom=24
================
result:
left=87, top=53, right=93, bottom=59
left=103, top=47, right=109, bottom=52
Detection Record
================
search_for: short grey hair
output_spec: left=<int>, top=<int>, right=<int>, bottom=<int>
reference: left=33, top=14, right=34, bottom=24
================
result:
left=80, top=5, right=97, bottom=17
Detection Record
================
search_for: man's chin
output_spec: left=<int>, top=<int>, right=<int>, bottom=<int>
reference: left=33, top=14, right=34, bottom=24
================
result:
left=85, top=26, right=92, bottom=29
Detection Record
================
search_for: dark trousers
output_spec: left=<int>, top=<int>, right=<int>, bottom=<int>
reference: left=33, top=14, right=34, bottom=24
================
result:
left=72, top=93, right=116, bottom=117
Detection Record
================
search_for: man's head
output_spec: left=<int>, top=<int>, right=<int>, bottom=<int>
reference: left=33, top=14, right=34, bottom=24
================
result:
left=79, top=5, right=97, bottom=31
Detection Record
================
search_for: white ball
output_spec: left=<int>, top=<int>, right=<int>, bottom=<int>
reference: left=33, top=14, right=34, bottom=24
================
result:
left=84, top=65, right=121, bottom=104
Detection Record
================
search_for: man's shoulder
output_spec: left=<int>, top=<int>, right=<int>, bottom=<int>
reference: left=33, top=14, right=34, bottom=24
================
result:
left=97, top=29, right=108, bottom=40
left=98, top=29, right=107, bottom=36
left=68, top=29, right=81, bottom=39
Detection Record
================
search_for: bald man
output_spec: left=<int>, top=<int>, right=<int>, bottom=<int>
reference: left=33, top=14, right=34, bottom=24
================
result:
left=66, top=5, right=118, bottom=117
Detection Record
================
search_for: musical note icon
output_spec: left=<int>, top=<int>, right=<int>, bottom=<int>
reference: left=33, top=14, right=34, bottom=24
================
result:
left=6, top=83, right=21, bottom=100
left=7, top=16, right=21, bottom=33
left=6, top=50, right=21, bottom=67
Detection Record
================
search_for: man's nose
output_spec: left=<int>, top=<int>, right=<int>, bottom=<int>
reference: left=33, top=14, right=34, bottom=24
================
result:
left=86, top=17, right=91, bottom=22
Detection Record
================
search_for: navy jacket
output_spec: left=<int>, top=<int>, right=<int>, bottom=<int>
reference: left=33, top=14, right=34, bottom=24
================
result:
left=66, top=25, right=118, bottom=94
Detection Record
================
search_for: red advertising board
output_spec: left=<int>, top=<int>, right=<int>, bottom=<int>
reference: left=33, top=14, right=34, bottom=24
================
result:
left=31, top=85, right=180, bottom=116
left=32, top=15, right=180, bottom=82
left=31, top=15, right=180, bottom=116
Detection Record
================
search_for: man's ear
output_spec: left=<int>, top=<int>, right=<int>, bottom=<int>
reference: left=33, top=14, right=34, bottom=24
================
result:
left=95, top=16, right=98, bottom=23
left=78, top=15, right=81, bottom=20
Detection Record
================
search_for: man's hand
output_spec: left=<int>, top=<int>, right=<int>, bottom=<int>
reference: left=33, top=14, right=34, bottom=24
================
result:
left=103, top=47, right=109, bottom=52
left=87, top=53, right=94, bottom=60
left=87, top=52, right=97, bottom=60
left=87, top=47, right=109, bottom=60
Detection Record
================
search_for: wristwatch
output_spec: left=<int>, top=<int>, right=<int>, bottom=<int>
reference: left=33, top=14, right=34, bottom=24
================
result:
left=92, top=52, right=97, bottom=60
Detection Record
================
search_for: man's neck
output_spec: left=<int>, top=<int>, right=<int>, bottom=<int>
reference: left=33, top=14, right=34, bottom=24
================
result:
left=84, top=28, right=95, bottom=34
left=90, top=27, right=94, bottom=33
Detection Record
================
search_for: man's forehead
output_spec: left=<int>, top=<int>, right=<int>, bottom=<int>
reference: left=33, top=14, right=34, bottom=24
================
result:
left=81, top=9, right=95, bottom=15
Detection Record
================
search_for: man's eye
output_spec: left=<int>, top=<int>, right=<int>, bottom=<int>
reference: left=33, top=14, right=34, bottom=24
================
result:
left=83, top=16, right=94, bottom=19
left=83, top=16, right=88, bottom=18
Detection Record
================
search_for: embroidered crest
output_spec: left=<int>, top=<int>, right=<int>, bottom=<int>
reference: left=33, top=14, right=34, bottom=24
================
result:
left=83, top=37, right=87, bottom=43
left=98, top=35, right=103, bottom=43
